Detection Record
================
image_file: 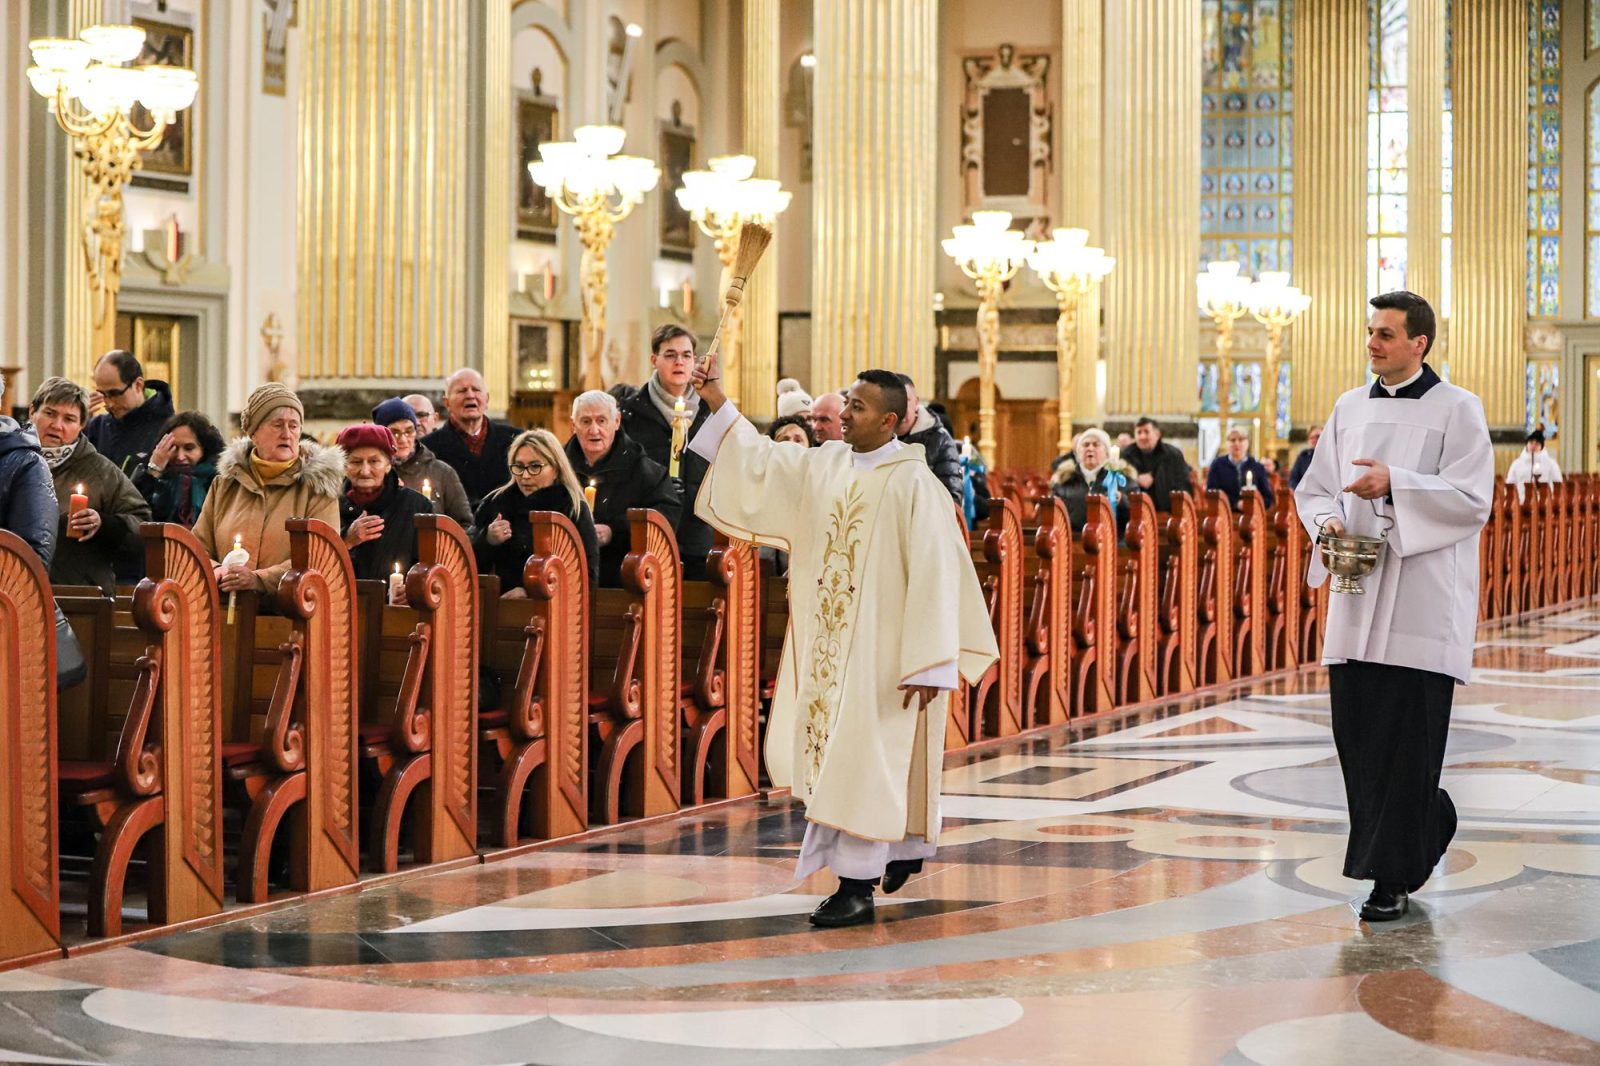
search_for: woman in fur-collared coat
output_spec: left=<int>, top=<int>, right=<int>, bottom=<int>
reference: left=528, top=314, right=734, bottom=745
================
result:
left=192, top=383, right=343, bottom=601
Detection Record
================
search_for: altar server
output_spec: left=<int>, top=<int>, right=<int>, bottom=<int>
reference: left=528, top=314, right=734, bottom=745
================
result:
left=688, top=356, right=997, bottom=928
left=1294, top=290, right=1494, bottom=922
left=1504, top=428, right=1563, bottom=501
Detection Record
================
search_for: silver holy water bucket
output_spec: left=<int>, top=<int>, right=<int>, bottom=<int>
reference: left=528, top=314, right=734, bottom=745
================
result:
left=1315, top=510, right=1393, bottom=595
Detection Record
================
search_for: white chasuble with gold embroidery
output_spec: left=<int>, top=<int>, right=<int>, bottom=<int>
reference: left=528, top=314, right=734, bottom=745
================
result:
left=689, top=407, right=997, bottom=843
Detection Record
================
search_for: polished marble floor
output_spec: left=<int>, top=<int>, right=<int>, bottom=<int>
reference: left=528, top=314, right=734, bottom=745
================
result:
left=3, top=608, right=1600, bottom=1064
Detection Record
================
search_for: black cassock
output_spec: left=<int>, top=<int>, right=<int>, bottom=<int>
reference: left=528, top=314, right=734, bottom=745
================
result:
left=1327, top=659, right=1457, bottom=890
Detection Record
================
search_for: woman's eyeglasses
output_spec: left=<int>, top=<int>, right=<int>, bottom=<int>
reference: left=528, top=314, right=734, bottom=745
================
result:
left=511, top=462, right=546, bottom=476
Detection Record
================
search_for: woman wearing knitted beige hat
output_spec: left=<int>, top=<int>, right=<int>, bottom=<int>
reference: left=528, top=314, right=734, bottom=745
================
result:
left=191, top=382, right=344, bottom=600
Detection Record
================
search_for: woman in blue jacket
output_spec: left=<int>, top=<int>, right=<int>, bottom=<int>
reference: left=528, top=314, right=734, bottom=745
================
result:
left=1206, top=425, right=1275, bottom=511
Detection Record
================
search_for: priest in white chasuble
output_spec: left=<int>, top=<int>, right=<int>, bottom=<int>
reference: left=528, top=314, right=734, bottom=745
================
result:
left=1295, top=290, right=1494, bottom=924
left=686, top=358, right=998, bottom=928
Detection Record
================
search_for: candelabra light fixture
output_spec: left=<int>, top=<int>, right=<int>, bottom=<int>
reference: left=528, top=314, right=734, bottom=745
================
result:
left=1247, top=271, right=1310, bottom=461
left=528, top=124, right=660, bottom=390
left=1196, top=261, right=1255, bottom=456
left=27, top=25, right=199, bottom=359
left=1028, top=228, right=1114, bottom=455
left=943, top=210, right=1031, bottom=470
left=674, top=154, right=790, bottom=405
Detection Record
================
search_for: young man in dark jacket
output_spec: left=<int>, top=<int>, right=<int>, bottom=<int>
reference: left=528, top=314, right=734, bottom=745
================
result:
left=420, top=368, right=521, bottom=509
left=620, top=324, right=713, bottom=578
left=1122, top=417, right=1193, bottom=511
left=894, top=374, right=963, bottom=504
left=566, top=390, right=681, bottom=587
left=86, top=350, right=175, bottom=475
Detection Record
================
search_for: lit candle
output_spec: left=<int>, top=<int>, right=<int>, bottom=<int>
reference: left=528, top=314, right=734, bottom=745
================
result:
left=659, top=284, right=671, bottom=309
left=67, top=483, right=88, bottom=540
left=222, top=533, right=251, bottom=625
left=542, top=262, right=555, bottom=302
left=668, top=396, right=687, bottom=479
left=584, top=479, right=598, bottom=510
left=1245, top=468, right=1255, bottom=489
left=388, top=562, right=405, bottom=606
left=420, top=478, right=432, bottom=501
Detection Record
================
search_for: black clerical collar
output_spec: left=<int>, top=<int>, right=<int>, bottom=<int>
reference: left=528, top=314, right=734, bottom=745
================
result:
left=1369, top=362, right=1440, bottom=399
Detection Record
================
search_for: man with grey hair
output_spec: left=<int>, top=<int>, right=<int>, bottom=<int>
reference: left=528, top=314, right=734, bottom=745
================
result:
left=564, top=389, right=680, bottom=586
left=403, top=393, right=442, bottom=435
left=419, top=367, right=520, bottom=509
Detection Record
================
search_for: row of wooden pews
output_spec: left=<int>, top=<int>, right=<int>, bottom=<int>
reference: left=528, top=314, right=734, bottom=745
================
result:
left=6, top=473, right=1599, bottom=968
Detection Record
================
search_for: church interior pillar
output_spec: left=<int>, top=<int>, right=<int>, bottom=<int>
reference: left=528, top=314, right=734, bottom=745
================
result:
left=1060, top=0, right=1104, bottom=432
left=298, top=0, right=470, bottom=383
left=740, top=0, right=781, bottom=418
left=1450, top=0, right=1527, bottom=431
left=1406, top=0, right=1445, bottom=310
left=478, top=0, right=511, bottom=404
left=1101, top=1, right=1200, bottom=429
left=810, top=0, right=937, bottom=393
left=1290, top=0, right=1367, bottom=428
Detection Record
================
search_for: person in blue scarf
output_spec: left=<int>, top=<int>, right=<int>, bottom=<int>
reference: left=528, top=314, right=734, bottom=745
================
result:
left=131, top=410, right=225, bottom=529
left=1050, top=426, right=1131, bottom=535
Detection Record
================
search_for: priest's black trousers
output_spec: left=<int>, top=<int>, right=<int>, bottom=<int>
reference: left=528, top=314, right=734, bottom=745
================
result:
left=1327, top=659, right=1457, bottom=891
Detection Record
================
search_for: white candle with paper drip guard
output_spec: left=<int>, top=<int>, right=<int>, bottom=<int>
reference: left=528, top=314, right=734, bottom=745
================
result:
left=222, top=533, right=250, bottom=624
left=388, top=562, right=405, bottom=606
left=1244, top=468, right=1255, bottom=490
left=420, top=478, right=433, bottom=506
left=668, top=395, right=688, bottom=478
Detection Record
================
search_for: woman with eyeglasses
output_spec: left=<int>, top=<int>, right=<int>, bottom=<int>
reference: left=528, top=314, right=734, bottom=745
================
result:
left=471, top=428, right=600, bottom=595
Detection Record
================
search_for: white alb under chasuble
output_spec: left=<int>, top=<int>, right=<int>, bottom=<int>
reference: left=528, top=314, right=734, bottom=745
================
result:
left=1294, top=373, right=1495, bottom=684
left=689, top=405, right=998, bottom=843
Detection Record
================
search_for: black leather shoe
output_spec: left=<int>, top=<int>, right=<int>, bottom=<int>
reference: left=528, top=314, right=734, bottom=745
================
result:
left=1359, top=883, right=1409, bottom=922
left=810, top=890, right=875, bottom=927
left=880, top=859, right=923, bottom=895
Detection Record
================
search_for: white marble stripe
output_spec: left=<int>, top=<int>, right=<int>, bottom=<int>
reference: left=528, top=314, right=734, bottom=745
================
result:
left=391, top=893, right=926, bottom=934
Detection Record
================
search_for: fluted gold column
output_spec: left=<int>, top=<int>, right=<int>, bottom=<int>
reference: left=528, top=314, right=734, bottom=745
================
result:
left=741, top=0, right=781, bottom=417
left=1407, top=0, right=1445, bottom=307
left=481, top=1, right=510, bottom=400
left=299, top=0, right=469, bottom=381
left=1061, top=0, right=1103, bottom=429
left=61, top=0, right=101, bottom=382
left=1451, top=0, right=1526, bottom=427
left=1102, top=2, right=1200, bottom=421
left=810, top=0, right=936, bottom=392
left=1291, top=0, right=1367, bottom=426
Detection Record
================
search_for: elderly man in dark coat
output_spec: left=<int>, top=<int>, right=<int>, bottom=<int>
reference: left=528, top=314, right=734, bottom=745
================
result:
left=419, top=368, right=520, bottom=509
left=894, top=374, right=963, bottom=504
left=565, top=390, right=681, bottom=587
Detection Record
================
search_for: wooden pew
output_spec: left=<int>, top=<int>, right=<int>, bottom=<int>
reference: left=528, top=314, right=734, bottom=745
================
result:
left=759, top=569, right=788, bottom=771
left=679, top=535, right=761, bottom=804
left=0, top=530, right=61, bottom=966
left=477, top=583, right=549, bottom=848
left=1232, top=489, right=1269, bottom=678
left=56, top=524, right=224, bottom=938
left=1070, top=494, right=1118, bottom=717
left=1023, top=496, right=1072, bottom=726
left=360, top=514, right=479, bottom=871
left=1503, top=479, right=1523, bottom=617
left=1198, top=489, right=1236, bottom=685
left=1117, top=492, right=1160, bottom=704
left=1479, top=480, right=1506, bottom=622
left=1267, top=491, right=1306, bottom=671
left=1158, top=491, right=1200, bottom=696
left=977, top=498, right=1025, bottom=739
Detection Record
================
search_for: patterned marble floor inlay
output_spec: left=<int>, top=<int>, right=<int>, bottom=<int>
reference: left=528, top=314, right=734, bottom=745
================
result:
left=3, top=609, right=1600, bottom=1064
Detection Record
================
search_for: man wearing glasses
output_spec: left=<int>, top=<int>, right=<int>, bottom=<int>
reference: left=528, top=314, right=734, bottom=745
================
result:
left=372, top=397, right=472, bottom=527
left=86, top=350, right=174, bottom=475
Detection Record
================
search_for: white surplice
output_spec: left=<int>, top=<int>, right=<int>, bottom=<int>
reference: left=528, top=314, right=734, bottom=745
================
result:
left=1504, top=450, right=1563, bottom=501
left=688, top=403, right=997, bottom=876
left=1294, top=370, right=1495, bottom=684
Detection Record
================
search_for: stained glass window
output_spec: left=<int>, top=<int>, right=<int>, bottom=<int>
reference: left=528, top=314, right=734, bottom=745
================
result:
left=1368, top=0, right=1408, bottom=298
left=1200, top=0, right=1294, bottom=276
left=1590, top=0, right=1600, bottom=54
left=1526, top=361, right=1559, bottom=437
left=1528, top=0, right=1560, bottom=318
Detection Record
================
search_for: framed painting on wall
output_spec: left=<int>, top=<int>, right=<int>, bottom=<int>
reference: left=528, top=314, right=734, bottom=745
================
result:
left=659, top=111, right=696, bottom=261
left=512, top=317, right=565, bottom=392
left=516, top=74, right=560, bottom=242
left=130, top=17, right=195, bottom=188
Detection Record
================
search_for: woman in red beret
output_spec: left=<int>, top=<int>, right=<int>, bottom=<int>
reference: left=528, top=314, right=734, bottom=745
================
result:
left=336, top=423, right=436, bottom=593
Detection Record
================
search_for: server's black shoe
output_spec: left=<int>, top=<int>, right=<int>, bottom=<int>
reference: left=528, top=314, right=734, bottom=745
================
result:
left=1359, top=883, right=1409, bottom=922
left=880, top=859, right=923, bottom=895
left=810, top=889, right=875, bottom=927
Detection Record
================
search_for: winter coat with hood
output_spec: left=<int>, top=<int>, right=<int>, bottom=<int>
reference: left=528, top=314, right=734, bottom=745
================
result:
left=338, top=470, right=436, bottom=583
left=192, top=437, right=344, bottom=598
left=563, top=431, right=681, bottom=587
left=619, top=382, right=713, bottom=578
left=899, top=406, right=964, bottom=504
left=0, top=416, right=57, bottom=568
left=133, top=459, right=218, bottom=528
left=393, top=442, right=473, bottom=528
left=45, top=435, right=152, bottom=594
left=84, top=379, right=175, bottom=475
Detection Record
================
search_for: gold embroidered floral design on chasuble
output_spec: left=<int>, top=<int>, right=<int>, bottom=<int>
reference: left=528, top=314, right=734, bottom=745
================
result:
left=804, top=484, right=866, bottom=789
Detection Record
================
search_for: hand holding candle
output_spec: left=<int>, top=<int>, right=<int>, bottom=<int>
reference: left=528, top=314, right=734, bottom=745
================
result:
left=668, top=396, right=688, bottom=479
left=420, top=478, right=432, bottom=503
left=388, top=562, right=406, bottom=606
left=66, top=484, right=88, bottom=539
left=221, top=533, right=251, bottom=624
